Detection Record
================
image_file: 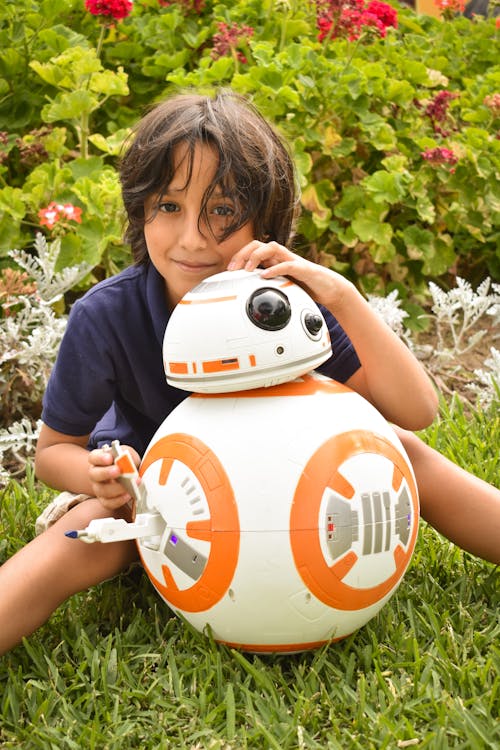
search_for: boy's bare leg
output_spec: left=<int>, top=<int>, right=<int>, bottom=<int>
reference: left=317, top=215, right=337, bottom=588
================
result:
left=0, top=499, right=138, bottom=656
left=396, top=428, right=500, bottom=565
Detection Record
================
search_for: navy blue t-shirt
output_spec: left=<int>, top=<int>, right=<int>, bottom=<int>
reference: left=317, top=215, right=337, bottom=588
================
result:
left=42, top=264, right=361, bottom=456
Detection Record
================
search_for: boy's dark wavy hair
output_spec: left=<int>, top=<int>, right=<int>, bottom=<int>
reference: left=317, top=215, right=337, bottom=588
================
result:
left=119, top=90, right=300, bottom=265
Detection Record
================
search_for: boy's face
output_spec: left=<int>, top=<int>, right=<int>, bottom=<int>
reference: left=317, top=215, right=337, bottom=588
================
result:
left=144, top=141, right=254, bottom=308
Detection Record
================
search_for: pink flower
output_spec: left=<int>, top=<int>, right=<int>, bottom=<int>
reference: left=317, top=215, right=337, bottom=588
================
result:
left=84, top=0, right=133, bottom=21
left=38, top=202, right=83, bottom=229
left=425, top=91, right=459, bottom=121
left=158, top=0, right=204, bottom=10
left=421, top=147, right=458, bottom=172
left=484, top=93, right=500, bottom=117
left=425, top=90, right=459, bottom=135
left=211, top=22, right=254, bottom=63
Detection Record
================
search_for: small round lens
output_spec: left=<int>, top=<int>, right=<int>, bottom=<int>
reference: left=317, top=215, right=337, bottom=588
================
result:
left=304, top=312, right=324, bottom=336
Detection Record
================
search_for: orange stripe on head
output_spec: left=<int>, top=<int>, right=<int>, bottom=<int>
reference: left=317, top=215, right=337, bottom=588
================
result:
left=179, top=295, right=237, bottom=305
left=168, top=362, right=189, bottom=374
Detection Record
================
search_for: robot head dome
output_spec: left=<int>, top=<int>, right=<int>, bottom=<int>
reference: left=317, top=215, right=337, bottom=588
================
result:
left=163, top=270, right=332, bottom=393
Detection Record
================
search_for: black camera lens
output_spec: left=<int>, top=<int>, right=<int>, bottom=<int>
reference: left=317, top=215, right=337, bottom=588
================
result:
left=303, top=312, right=323, bottom=336
left=246, top=288, right=291, bottom=331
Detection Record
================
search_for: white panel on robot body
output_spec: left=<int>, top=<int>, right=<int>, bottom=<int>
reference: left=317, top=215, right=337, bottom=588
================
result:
left=163, top=269, right=332, bottom=393
left=137, top=371, right=419, bottom=653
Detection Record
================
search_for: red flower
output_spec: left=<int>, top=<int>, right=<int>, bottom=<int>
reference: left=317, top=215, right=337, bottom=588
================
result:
left=59, top=203, right=83, bottom=223
left=84, top=0, right=133, bottom=21
left=38, top=203, right=60, bottom=229
left=365, top=0, right=397, bottom=28
left=316, top=0, right=397, bottom=42
left=38, top=202, right=83, bottom=230
left=433, top=0, right=466, bottom=15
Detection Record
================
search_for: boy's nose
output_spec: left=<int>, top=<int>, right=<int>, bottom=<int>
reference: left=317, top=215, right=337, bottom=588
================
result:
left=179, top=214, right=209, bottom=251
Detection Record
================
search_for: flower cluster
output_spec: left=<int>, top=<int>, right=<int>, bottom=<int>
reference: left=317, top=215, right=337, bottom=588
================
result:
left=484, top=93, right=500, bottom=118
left=0, top=131, right=9, bottom=166
left=425, top=90, right=459, bottom=135
left=84, top=0, right=133, bottom=21
left=316, top=0, right=398, bottom=43
left=421, top=147, right=458, bottom=172
left=211, top=22, right=254, bottom=64
left=38, top=202, right=83, bottom=230
left=433, top=0, right=466, bottom=18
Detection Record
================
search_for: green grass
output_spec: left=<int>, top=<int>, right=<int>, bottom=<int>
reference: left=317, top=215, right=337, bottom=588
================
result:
left=1, top=401, right=499, bottom=750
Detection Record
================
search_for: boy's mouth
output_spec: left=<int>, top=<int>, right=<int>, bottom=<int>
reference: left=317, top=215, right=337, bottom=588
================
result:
left=174, top=259, right=217, bottom=273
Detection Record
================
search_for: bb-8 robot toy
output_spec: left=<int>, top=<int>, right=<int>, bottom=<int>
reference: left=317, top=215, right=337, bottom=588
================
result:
left=71, top=270, right=419, bottom=653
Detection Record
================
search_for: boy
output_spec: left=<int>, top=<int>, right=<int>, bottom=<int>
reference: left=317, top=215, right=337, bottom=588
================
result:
left=0, top=91, right=498, bottom=656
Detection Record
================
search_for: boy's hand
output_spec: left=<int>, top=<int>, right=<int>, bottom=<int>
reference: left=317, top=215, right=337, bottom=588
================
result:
left=87, top=445, right=141, bottom=510
left=227, top=240, right=353, bottom=314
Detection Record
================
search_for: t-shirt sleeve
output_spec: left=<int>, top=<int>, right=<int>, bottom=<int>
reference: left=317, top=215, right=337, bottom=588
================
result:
left=316, top=306, right=361, bottom=383
left=41, top=301, right=117, bottom=437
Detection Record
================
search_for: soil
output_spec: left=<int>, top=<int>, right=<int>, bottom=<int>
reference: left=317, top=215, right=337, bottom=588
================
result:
left=411, top=316, right=498, bottom=406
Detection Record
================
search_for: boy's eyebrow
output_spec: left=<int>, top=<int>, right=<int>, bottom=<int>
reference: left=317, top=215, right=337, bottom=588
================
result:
left=158, top=186, right=229, bottom=198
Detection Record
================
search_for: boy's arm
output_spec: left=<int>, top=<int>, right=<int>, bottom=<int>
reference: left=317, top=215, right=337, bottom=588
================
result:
left=228, top=241, right=438, bottom=431
left=324, top=284, right=438, bottom=430
left=35, top=423, right=140, bottom=510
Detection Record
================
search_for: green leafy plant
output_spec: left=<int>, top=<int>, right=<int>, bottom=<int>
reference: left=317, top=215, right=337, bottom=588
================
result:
left=1, top=0, right=499, bottom=291
left=0, top=233, right=90, bottom=478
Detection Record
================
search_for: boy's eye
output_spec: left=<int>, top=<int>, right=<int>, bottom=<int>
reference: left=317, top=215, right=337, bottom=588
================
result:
left=158, top=201, right=178, bottom=213
left=212, top=204, right=234, bottom=217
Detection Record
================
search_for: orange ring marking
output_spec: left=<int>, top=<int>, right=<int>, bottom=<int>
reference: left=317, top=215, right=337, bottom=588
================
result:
left=139, top=433, right=240, bottom=612
left=290, top=430, right=418, bottom=611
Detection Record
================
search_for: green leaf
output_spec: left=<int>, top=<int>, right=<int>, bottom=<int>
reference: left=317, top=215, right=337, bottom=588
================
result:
left=0, top=186, right=26, bottom=222
left=281, top=19, right=310, bottom=41
left=301, top=180, right=334, bottom=229
left=363, top=171, right=406, bottom=204
left=41, top=90, right=99, bottom=122
left=68, top=157, right=106, bottom=181
left=37, top=24, right=89, bottom=55
left=88, top=129, right=131, bottom=156
left=402, top=225, right=434, bottom=261
left=352, top=216, right=393, bottom=245
left=423, top=236, right=456, bottom=276
left=89, top=68, right=129, bottom=97
left=30, top=47, right=101, bottom=89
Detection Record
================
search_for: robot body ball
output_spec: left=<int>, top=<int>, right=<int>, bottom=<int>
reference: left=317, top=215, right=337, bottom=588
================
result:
left=137, top=372, right=419, bottom=653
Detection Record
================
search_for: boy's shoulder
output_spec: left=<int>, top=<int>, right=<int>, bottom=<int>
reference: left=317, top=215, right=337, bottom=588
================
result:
left=72, top=264, right=148, bottom=315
